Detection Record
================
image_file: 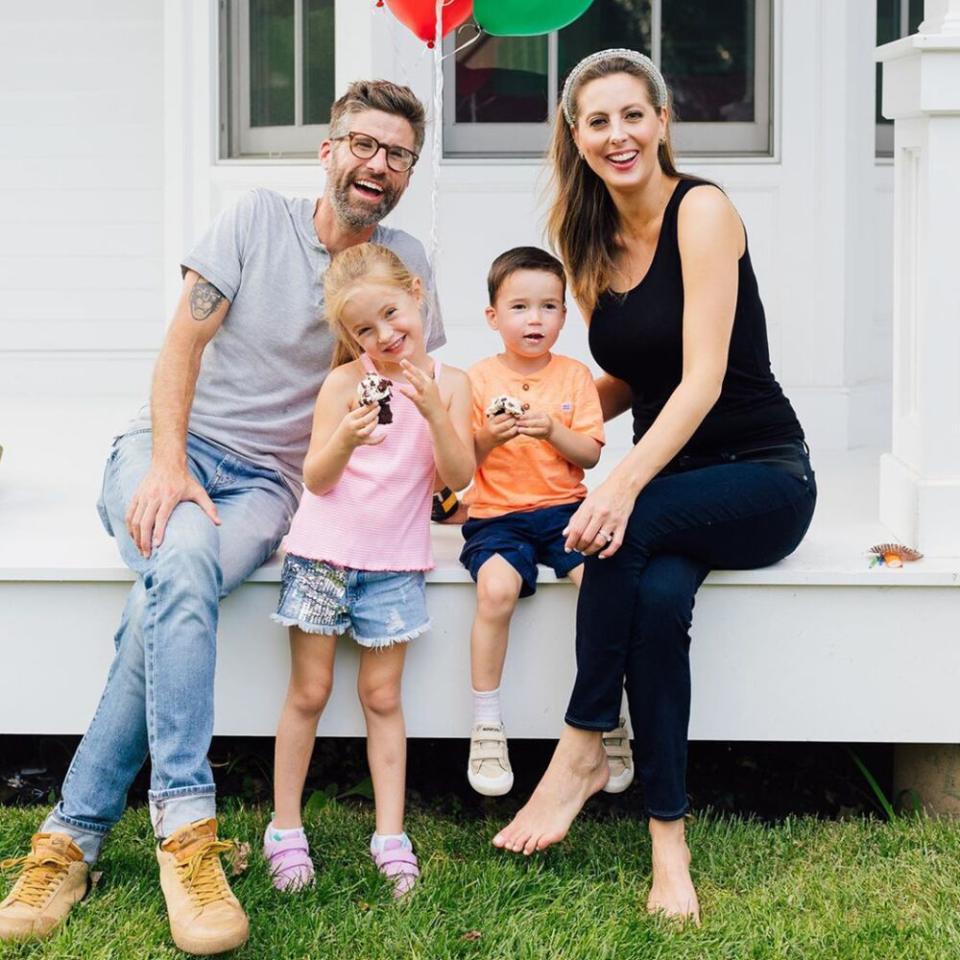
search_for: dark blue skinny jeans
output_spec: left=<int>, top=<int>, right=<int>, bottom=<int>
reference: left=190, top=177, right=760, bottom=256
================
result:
left=565, top=443, right=817, bottom=821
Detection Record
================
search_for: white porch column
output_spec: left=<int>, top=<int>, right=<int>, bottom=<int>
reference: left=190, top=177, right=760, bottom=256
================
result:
left=876, top=1, right=960, bottom=556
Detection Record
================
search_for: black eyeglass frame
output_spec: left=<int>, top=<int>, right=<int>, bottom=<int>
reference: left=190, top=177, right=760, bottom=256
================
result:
left=331, top=131, right=420, bottom=173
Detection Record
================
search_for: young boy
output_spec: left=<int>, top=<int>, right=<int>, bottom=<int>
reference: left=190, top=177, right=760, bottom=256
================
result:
left=460, top=246, right=633, bottom=796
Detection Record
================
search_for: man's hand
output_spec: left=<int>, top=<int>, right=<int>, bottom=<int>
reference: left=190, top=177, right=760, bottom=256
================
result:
left=125, top=464, right=220, bottom=558
left=516, top=410, right=553, bottom=440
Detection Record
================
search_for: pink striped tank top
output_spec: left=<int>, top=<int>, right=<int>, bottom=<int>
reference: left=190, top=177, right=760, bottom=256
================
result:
left=283, top=354, right=440, bottom=571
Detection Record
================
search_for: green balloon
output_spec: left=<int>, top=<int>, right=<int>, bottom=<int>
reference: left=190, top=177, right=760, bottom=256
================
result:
left=475, top=0, right=595, bottom=37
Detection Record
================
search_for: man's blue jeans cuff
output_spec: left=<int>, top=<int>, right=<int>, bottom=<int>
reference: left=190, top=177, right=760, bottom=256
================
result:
left=41, top=807, right=107, bottom=865
left=149, top=785, right=216, bottom=839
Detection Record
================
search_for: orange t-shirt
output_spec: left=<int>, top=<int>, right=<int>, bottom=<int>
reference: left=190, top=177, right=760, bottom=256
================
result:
left=464, top=354, right=605, bottom=519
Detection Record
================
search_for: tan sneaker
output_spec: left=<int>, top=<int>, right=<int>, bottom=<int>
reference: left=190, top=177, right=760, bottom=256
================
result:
left=468, top=722, right=514, bottom=796
left=157, top=818, right=248, bottom=956
left=0, top=832, right=89, bottom=941
left=602, top=717, right=635, bottom=794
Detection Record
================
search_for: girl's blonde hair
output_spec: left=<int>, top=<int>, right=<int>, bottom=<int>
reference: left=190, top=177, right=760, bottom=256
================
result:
left=547, top=55, right=683, bottom=316
left=323, top=243, right=420, bottom=369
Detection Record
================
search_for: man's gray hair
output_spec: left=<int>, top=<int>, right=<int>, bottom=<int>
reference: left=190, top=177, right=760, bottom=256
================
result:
left=329, top=80, right=427, bottom=153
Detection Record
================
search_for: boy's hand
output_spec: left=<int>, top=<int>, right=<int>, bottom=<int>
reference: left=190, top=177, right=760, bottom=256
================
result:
left=484, top=412, right=519, bottom=446
left=337, top=403, right=386, bottom=449
left=398, top=359, right=444, bottom=423
left=516, top=411, right=553, bottom=440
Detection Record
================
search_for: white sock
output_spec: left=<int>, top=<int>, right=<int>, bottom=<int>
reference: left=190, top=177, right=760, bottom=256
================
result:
left=473, top=687, right=502, bottom=726
left=266, top=820, right=305, bottom=841
left=370, top=831, right=411, bottom=854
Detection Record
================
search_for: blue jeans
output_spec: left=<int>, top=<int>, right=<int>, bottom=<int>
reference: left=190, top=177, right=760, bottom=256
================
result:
left=565, top=444, right=817, bottom=820
left=42, top=430, right=296, bottom=863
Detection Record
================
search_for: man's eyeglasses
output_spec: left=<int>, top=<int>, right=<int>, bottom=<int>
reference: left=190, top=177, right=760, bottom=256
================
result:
left=331, top=131, right=419, bottom=173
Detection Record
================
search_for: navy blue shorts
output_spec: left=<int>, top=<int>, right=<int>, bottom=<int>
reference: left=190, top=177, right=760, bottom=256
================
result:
left=459, top=502, right=585, bottom=598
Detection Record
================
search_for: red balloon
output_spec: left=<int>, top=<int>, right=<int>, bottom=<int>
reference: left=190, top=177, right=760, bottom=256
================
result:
left=385, top=0, right=474, bottom=47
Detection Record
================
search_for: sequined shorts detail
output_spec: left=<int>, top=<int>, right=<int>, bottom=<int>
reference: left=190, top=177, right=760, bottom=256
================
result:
left=272, top=553, right=431, bottom=648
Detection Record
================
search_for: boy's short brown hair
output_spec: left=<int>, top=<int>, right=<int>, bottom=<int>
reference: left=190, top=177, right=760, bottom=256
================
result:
left=329, top=80, right=426, bottom=153
left=487, top=246, right=566, bottom=306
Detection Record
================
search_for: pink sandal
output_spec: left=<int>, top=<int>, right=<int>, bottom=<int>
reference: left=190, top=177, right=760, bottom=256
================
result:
left=372, top=838, right=420, bottom=898
left=263, top=825, right=315, bottom=892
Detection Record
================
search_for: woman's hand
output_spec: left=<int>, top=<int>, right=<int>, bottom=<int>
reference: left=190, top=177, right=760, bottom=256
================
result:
left=398, top=359, right=444, bottom=423
left=563, top=471, right=641, bottom=559
left=336, top=403, right=385, bottom=449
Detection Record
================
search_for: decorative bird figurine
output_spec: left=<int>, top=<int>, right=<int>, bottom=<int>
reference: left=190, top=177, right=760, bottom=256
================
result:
left=868, top=543, right=923, bottom=568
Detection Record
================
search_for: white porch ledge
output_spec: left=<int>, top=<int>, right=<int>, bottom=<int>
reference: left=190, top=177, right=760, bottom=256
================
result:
left=2, top=398, right=959, bottom=743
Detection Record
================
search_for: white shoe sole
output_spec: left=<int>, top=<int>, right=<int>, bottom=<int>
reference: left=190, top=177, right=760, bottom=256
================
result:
left=602, top=768, right=635, bottom=794
left=467, top=767, right=514, bottom=797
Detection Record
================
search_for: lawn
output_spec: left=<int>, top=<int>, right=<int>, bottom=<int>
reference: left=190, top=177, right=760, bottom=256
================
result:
left=2, top=803, right=959, bottom=960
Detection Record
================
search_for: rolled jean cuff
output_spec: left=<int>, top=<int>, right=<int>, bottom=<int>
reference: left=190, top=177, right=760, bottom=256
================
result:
left=42, top=807, right=108, bottom=865
left=647, top=802, right=690, bottom=822
left=564, top=713, right=620, bottom=733
left=149, top=785, right=216, bottom=839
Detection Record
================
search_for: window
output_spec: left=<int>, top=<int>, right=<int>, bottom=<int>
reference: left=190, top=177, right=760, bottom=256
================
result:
left=443, top=0, right=772, bottom=158
left=221, top=0, right=335, bottom=159
left=875, top=0, right=923, bottom=157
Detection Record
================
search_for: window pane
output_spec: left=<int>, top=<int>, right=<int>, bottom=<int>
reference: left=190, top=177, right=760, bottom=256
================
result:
left=558, top=0, right=651, bottom=88
left=250, top=0, right=295, bottom=128
left=455, top=35, right=548, bottom=123
left=661, top=0, right=755, bottom=123
left=303, top=0, right=334, bottom=125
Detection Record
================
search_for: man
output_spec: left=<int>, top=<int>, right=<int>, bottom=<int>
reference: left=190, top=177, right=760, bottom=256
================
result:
left=0, top=80, right=443, bottom=955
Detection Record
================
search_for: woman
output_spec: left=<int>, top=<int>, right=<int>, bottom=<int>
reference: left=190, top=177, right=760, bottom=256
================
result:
left=492, top=49, right=816, bottom=923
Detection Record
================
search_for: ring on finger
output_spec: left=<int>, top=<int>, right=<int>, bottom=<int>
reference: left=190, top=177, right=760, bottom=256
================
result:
left=595, top=530, right=615, bottom=545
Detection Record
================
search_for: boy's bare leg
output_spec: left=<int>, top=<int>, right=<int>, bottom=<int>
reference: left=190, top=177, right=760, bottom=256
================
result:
left=358, top=643, right=409, bottom=836
left=471, top=555, right=523, bottom=692
left=273, top=628, right=337, bottom=828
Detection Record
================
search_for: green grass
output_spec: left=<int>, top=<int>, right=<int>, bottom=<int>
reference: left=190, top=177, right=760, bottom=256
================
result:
left=2, top=804, right=960, bottom=959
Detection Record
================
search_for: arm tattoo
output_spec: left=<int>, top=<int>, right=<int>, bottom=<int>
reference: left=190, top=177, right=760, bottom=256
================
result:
left=189, top=279, right=226, bottom=321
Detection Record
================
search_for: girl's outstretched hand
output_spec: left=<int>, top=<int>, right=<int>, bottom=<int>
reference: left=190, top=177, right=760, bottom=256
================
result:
left=563, top=472, right=640, bottom=559
left=397, top=359, right=444, bottom=423
left=337, top=402, right=386, bottom=449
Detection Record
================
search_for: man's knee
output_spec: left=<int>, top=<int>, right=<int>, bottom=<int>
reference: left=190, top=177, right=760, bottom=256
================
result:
left=150, top=503, right=222, bottom=588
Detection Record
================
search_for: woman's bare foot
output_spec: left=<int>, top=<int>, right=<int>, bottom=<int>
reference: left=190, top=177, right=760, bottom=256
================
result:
left=492, top=726, right=608, bottom=855
left=646, top=817, right=700, bottom=925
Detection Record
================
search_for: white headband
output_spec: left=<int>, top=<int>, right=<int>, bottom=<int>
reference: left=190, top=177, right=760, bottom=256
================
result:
left=561, top=48, right=668, bottom=126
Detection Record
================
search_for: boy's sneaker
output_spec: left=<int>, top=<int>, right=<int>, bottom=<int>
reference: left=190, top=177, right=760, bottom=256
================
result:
left=157, top=818, right=249, bottom=956
left=602, top=717, right=635, bottom=794
left=0, top=833, right=89, bottom=941
left=372, top=838, right=419, bottom=899
left=263, top=824, right=314, bottom=892
left=468, top=723, right=514, bottom=796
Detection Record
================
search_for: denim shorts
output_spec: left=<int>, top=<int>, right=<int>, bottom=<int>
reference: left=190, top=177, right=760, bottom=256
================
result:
left=459, top=501, right=584, bottom=599
left=272, top=554, right=431, bottom=648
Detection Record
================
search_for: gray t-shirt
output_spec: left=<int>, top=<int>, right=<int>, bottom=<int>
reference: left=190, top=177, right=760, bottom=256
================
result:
left=128, top=188, right=445, bottom=492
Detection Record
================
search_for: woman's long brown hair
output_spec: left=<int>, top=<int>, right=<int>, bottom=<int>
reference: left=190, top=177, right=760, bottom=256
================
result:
left=547, top=56, right=681, bottom=317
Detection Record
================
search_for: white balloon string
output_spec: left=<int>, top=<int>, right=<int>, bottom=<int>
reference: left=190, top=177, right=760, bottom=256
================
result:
left=429, top=0, right=444, bottom=290
left=443, top=22, right=482, bottom=61
left=373, top=0, right=415, bottom=89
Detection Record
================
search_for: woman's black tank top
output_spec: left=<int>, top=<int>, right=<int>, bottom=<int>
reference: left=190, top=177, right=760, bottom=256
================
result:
left=589, top=178, right=804, bottom=457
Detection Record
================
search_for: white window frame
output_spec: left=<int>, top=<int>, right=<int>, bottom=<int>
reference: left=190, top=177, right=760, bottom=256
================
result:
left=442, top=0, right=773, bottom=159
left=875, top=0, right=915, bottom=157
left=221, top=0, right=333, bottom=159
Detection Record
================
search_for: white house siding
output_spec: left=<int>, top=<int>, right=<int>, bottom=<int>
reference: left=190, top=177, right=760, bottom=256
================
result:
left=0, top=0, right=164, bottom=397
left=2, top=0, right=894, bottom=454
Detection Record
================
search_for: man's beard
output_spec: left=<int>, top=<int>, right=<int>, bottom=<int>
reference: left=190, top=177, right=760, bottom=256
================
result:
left=328, top=167, right=403, bottom=230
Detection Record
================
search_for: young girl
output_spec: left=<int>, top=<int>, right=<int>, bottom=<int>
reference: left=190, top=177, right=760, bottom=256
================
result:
left=264, top=243, right=474, bottom=897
